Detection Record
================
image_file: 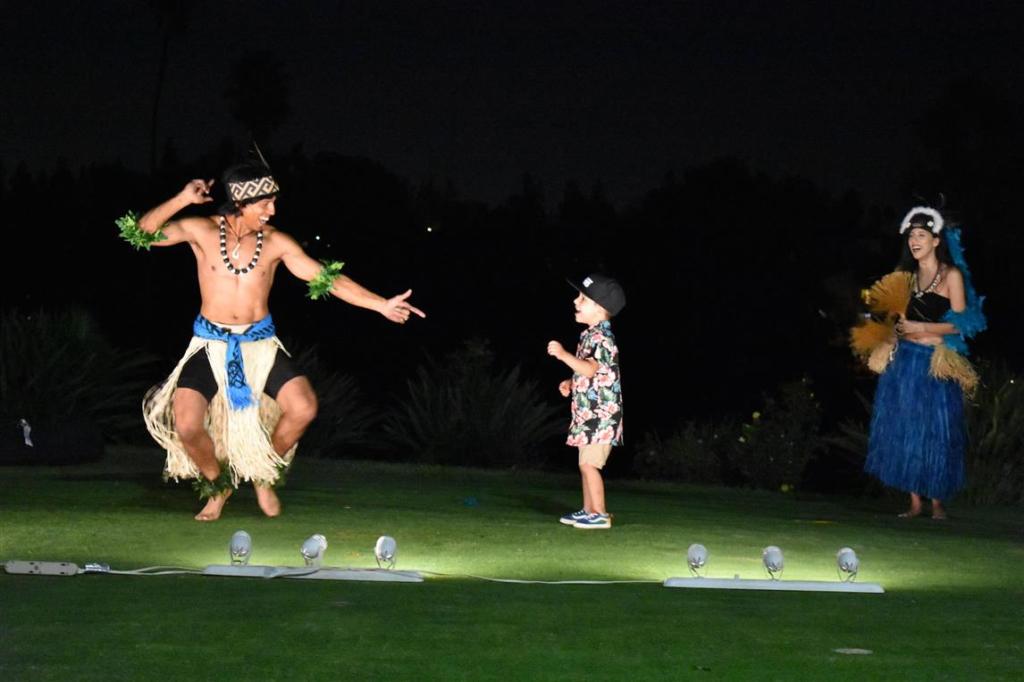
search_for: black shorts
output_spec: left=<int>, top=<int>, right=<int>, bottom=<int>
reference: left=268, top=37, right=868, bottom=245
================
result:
left=177, top=348, right=304, bottom=403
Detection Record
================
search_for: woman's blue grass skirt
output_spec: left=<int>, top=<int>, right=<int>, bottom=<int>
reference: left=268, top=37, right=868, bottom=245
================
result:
left=865, top=341, right=966, bottom=500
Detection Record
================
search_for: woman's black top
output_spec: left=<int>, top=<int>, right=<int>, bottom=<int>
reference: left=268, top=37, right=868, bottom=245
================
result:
left=906, top=292, right=951, bottom=323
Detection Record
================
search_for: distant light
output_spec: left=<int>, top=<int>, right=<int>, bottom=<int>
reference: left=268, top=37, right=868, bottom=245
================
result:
left=229, top=531, right=252, bottom=566
left=426, top=226, right=433, bottom=233
left=375, top=536, right=397, bottom=569
left=300, top=534, right=328, bottom=567
left=315, top=235, right=321, bottom=240
left=836, top=547, right=859, bottom=581
left=687, top=543, right=707, bottom=576
left=762, top=546, right=784, bottom=579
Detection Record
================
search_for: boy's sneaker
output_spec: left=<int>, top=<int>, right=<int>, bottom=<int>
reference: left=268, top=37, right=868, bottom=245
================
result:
left=560, top=509, right=589, bottom=526
left=573, top=513, right=612, bottom=530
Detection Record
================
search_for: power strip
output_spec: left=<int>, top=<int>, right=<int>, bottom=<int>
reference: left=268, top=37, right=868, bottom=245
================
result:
left=4, top=560, right=79, bottom=576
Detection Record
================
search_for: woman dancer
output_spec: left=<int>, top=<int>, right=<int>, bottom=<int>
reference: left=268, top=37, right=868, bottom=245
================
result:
left=851, top=206, right=985, bottom=519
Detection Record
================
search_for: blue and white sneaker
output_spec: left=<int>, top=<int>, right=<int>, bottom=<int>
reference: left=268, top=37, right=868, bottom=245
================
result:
left=560, top=509, right=589, bottom=526
left=573, top=513, right=612, bottom=530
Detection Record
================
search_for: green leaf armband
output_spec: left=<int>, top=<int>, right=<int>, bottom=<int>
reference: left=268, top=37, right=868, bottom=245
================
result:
left=307, top=260, right=345, bottom=300
left=116, top=211, right=166, bottom=250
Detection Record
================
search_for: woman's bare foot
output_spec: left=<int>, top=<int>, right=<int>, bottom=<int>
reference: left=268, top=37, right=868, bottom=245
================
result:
left=899, top=492, right=923, bottom=518
left=195, top=489, right=232, bottom=522
left=255, top=485, right=281, bottom=517
left=931, top=500, right=947, bottom=520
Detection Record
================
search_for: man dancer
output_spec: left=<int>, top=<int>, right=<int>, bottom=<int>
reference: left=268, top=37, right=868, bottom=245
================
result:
left=128, top=162, right=424, bottom=520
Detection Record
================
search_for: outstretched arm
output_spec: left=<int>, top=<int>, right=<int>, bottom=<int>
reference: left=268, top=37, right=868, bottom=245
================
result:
left=137, top=179, right=215, bottom=246
left=278, top=233, right=426, bottom=324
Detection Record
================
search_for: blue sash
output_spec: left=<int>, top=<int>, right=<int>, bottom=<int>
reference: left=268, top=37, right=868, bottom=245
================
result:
left=192, top=315, right=277, bottom=410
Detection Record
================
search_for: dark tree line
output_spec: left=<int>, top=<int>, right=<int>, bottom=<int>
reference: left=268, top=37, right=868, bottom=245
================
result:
left=1, top=76, right=1021, bottom=478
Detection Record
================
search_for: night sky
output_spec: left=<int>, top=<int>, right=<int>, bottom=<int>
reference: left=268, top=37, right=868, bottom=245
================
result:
left=4, top=0, right=1022, bottom=207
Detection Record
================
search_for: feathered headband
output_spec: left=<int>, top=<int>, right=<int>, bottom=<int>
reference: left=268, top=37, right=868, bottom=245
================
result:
left=899, top=206, right=944, bottom=235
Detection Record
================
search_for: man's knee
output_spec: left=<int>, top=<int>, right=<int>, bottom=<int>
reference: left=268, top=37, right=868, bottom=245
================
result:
left=175, top=413, right=208, bottom=444
left=173, top=390, right=209, bottom=444
left=284, top=387, right=318, bottom=426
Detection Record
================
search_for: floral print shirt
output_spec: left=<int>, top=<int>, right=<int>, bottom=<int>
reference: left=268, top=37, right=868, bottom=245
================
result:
left=568, top=320, right=623, bottom=446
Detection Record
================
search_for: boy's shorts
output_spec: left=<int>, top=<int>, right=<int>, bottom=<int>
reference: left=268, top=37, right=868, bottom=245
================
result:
left=578, top=444, right=612, bottom=469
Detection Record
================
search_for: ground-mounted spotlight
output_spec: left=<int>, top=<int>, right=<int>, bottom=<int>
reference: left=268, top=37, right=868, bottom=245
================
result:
left=686, top=543, right=708, bottom=576
left=229, top=531, right=252, bottom=566
left=375, top=536, right=397, bottom=569
left=836, top=547, right=859, bottom=582
left=762, top=545, right=784, bottom=580
left=300, top=534, right=328, bottom=568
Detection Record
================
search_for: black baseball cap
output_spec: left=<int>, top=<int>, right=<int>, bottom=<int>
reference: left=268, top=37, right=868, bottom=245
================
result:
left=567, top=273, right=626, bottom=316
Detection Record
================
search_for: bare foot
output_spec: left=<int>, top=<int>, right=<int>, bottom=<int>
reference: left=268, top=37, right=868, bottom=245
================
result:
left=898, top=507, right=922, bottom=518
left=255, top=485, right=281, bottom=517
left=195, top=489, right=232, bottom=522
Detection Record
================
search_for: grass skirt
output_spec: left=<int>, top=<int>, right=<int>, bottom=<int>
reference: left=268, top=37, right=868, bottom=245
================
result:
left=143, top=336, right=296, bottom=487
left=865, top=341, right=965, bottom=500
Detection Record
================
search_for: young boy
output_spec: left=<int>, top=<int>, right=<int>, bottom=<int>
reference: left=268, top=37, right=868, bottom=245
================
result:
left=546, top=273, right=626, bottom=530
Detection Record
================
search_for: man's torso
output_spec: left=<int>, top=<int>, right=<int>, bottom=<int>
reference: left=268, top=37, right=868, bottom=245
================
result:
left=189, top=217, right=287, bottom=323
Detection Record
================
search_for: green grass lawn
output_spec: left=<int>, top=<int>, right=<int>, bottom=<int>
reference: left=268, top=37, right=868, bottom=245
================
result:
left=2, top=448, right=1022, bottom=681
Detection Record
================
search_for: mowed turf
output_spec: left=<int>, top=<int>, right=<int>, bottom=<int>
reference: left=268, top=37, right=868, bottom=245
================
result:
left=1, top=448, right=1022, bottom=681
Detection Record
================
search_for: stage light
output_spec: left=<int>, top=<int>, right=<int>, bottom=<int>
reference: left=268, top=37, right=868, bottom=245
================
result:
left=229, top=531, right=252, bottom=566
left=375, top=536, right=397, bottom=569
left=762, top=546, right=784, bottom=579
left=686, top=543, right=707, bottom=576
left=836, top=547, right=859, bottom=581
left=300, top=534, right=328, bottom=567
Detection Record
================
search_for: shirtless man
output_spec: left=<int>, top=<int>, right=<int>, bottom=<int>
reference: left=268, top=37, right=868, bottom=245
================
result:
left=136, top=163, right=424, bottom=521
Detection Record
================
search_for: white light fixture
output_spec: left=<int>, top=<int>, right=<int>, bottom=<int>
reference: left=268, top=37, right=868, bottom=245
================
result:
left=686, top=543, right=708, bottom=576
left=375, top=536, right=397, bottom=569
left=229, top=531, right=252, bottom=566
left=762, top=546, right=784, bottom=580
left=300, top=534, right=328, bottom=568
left=836, top=547, right=859, bottom=582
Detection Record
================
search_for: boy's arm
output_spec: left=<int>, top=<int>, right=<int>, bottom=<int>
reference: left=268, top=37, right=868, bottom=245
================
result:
left=546, top=341, right=599, bottom=377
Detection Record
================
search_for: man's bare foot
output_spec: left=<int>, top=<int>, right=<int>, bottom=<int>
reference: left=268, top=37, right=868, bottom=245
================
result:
left=195, top=489, right=232, bottom=522
left=255, top=485, right=281, bottom=517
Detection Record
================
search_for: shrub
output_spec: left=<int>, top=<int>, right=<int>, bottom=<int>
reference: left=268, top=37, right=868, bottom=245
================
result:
left=0, top=309, right=158, bottom=464
left=728, top=377, right=823, bottom=491
left=963, top=361, right=1024, bottom=506
left=383, top=339, right=564, bottom=468
left=634, top=420, right=737, bottom=484
left=289, top=345, right=381, bottom=458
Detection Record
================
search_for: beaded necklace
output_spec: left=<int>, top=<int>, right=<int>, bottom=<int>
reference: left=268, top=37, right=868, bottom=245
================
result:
left=219, top=216, right=263, bottom=275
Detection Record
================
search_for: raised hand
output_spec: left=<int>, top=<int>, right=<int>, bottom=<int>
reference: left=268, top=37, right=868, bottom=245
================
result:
left=181, top=179, right=215, bottom=205
left=381, top=289, right=426, bottom=324
left=546, top=340, right=566, bottom=359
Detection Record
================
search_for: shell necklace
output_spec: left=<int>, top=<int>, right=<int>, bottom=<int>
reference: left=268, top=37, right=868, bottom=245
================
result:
left=219, top=216, right=263, bottom=275
left=912, top=264, right=944, bottom=299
